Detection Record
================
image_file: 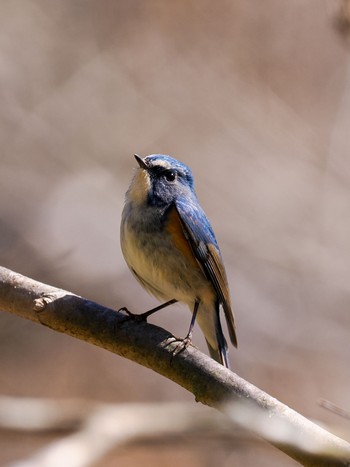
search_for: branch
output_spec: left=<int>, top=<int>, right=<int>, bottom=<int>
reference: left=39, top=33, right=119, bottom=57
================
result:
left=1, top=266, right=350, bottom=466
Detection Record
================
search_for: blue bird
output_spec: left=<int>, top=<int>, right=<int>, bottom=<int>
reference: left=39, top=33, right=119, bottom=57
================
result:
left=120, top=154, right=237, bottom=367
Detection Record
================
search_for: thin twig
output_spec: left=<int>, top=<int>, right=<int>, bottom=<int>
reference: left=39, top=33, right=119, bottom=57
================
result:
left=319, top=399, right=350, bottom=421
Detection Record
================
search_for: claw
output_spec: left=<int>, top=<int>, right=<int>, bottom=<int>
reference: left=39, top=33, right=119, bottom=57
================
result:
left=118, top=307, right=148, bottom=322
left=117, top=299, right=177, bottom=323
left=167, top=332, right=193, bottom=357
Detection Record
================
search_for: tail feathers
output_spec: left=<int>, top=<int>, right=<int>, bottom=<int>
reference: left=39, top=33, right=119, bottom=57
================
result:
left=210, top=308, right=230, bottom=368
left=196, top=303, right=231, bottom=368
left=206, top=338, right=230, bottom=369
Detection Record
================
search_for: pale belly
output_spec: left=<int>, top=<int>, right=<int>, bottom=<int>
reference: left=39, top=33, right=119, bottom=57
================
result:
left=121, top=220, right=215, bottom=306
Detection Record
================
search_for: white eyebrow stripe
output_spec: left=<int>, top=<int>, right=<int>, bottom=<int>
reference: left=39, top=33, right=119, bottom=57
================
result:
left=145, top=158, right=172, bottom=170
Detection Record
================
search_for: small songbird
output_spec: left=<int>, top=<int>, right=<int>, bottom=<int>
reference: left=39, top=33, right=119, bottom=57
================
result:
left=120, top=154, right=237, bottom=367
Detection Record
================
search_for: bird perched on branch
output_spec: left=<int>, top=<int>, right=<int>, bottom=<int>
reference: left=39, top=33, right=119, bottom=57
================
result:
left=120, top=154, right=237, bottom=368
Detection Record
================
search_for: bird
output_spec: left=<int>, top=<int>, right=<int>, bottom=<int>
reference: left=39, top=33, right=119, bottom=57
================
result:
left=120, top=154, right=237, bottom=368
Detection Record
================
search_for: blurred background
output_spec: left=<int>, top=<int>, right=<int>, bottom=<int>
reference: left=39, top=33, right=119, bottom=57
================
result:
left=1, top=1, right=350, bottom=465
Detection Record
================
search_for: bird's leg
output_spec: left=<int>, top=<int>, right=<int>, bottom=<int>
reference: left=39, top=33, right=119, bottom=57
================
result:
left=172, top=301, right=199, bottom=356
left=118, top=299, right=177, bottom=322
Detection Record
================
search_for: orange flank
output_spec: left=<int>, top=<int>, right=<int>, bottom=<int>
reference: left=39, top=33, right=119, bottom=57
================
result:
left=165, top=205, right=200, bottom=270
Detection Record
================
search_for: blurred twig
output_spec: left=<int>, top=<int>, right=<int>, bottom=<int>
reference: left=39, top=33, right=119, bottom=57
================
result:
left=1, top=266, right=350, bottom=466
left=335, top=0, right=350, bottom=41
left=319, top=399, right=350, bottom=421
left=0, top=396, right=94, bottom=432
left=1, top=397, right=350, bottom=467
left=2, top=398, right=247, bottom=467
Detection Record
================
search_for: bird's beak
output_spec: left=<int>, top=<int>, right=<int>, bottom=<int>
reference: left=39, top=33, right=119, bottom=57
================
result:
left=134, top=154, right=148, bottom=170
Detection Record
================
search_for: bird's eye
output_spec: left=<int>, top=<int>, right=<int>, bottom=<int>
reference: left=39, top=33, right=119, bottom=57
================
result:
left=164, top=171, right=176, bottom=182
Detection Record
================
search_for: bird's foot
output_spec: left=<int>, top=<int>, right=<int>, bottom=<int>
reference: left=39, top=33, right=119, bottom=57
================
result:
left=118, top=307, right=148, bottom=323
left=167, top=332, right=193, bottom=357
left=118, top=299, right=177, bottom=323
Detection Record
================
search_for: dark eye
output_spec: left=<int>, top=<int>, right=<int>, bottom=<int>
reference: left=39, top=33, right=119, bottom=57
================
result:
left=164, top=170, right=176, bottom=182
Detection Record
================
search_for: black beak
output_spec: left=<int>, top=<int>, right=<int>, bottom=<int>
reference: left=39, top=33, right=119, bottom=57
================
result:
left=134, top=154, right=148, bottom=170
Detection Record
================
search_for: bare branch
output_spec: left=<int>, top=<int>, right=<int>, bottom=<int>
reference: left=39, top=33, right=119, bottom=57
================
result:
left=1, top=266, right=350, bottom=466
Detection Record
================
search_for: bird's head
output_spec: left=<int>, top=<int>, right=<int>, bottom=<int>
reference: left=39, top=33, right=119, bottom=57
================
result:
left=127, top=154, right=195, bottom=207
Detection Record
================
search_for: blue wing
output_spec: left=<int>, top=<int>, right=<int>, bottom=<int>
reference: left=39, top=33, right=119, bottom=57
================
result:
left=175, top=197, right=237, bottom=348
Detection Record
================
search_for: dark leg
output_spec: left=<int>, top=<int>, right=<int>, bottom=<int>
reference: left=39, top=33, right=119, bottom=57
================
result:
left=172, top=301, right=199, bottom=356
left=185, top=300, right=199, bottom=342
left=118, top=298, right=177, bottom=322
